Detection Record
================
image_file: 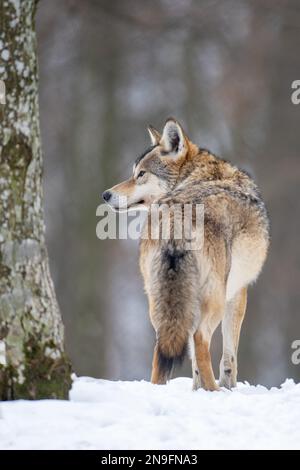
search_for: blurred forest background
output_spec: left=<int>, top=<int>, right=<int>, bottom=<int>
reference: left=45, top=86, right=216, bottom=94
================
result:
left=36, top=0, right=300, bottom=387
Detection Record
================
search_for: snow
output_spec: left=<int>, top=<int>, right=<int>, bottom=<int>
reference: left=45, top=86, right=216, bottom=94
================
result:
left=0, top=377, right=300, bottom=450
left=15, top=60, right=24, bottom=74
left=9, top=0, right=21, bottom=17
left=1, top=49, right=10, bottom=61
left=0, top=341, right=6, bottom=365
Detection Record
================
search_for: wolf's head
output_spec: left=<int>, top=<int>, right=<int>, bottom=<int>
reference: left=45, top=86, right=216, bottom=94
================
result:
left=102, top=118, right=197, bottom=211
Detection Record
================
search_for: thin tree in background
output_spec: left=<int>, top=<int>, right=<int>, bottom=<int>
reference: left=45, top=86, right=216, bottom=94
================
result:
left=0, top=0, right=71, bottom=398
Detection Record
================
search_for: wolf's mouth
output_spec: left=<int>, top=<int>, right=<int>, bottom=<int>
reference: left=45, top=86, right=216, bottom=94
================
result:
left=110, top=199, right=147, bottom=213
left=126, top=199, right=147, bottom=211
left=127, top=199, right=146, bottom=209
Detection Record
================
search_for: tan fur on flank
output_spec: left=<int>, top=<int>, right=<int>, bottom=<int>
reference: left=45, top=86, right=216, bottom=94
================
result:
left=103, top=118, right=269, bottom=391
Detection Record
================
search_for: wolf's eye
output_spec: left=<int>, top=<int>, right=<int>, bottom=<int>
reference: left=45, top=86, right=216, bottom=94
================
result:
left=137, top=170, right=146, bottom=179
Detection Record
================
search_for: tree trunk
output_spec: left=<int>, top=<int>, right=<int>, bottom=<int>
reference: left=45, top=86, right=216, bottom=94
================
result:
left=0, top=0, right=71, bottom=399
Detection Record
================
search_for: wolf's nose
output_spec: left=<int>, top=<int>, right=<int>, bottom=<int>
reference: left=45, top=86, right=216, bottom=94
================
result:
left=102, top=191, right=112, bottom=202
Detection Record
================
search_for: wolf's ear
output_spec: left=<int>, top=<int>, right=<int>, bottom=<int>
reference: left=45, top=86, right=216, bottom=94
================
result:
left=147, top=125, right=161, bottom=146
left=160, top=118, right=187, bottom=158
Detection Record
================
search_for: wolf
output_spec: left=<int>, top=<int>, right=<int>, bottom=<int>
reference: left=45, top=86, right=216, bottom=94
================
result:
left=103, top=118, right=269, bottom=391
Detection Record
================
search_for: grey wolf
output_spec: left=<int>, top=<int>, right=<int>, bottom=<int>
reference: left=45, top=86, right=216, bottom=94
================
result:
left=103, top=118, right=269, bottom=391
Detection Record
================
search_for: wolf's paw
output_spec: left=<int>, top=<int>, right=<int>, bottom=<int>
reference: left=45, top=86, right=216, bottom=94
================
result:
left=219, top=369, right=237, bottom=390
left=192, top=370, right=201, bottom=391
left=203, top=381, right=220, bottom=392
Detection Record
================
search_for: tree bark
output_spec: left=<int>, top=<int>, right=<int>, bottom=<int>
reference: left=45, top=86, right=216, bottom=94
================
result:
left=0, top=0, right=71, bottom=399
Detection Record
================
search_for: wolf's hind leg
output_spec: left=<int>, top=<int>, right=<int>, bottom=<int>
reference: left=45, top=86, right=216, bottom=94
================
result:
left=189, top=337, right=201, bottom=390
left=192, top=355, right=201, bottom=391
left=219, top=287, right=247, bottom=389
left=151, top=343, right=166, bottom=384
left=194, top=292, right=225, bottom=391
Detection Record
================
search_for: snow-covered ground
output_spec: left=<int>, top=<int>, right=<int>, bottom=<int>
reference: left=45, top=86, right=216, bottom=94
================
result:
left=0, top=377, right=299, bottom=450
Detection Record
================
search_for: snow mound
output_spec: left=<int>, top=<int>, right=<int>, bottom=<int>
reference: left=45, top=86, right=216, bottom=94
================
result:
left=0, top=377, right=300, bottom=449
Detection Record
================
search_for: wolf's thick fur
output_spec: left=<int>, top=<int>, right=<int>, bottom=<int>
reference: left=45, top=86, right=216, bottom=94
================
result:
left=104, top=118, right=269, bottom=391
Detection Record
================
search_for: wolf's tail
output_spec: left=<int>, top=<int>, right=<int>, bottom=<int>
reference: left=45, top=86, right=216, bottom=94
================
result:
left=157, top=329, right=188, bottom=378
left=154, top=241, right=198, bottom=379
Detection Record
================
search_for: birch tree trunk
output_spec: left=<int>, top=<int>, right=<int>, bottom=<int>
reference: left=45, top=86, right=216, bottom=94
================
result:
left=0, top=0, right=71, bottom=399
